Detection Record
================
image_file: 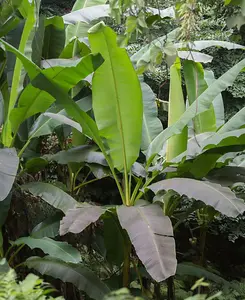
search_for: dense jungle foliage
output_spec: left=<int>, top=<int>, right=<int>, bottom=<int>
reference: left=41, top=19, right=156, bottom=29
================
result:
left=2, top=0, right=245, bottom=299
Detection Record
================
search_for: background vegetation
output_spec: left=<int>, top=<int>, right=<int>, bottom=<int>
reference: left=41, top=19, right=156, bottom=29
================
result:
left=1, top=0, right=245, bottom=299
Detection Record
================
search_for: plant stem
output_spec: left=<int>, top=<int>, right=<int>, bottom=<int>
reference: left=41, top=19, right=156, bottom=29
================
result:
left=124, top=170, right=130, bottom=206
left=123, top=243, right=131, bottom=288
left=130, top=177, right=143, bottom=205
left=132, top=259, right=144, bottom=294
left=8, top=244, right=25, bottom=267
left=134, top=174, right=158, bottom=202
left=167, top=276, right=176, bottom=300
left=5, top=244, right=15, bottom=259
left=104, top=155, right=125, bottom=204
left=13, top=262, right=24, bottom=270
left=68, top=165, right=75, bottom=193
left=18, top=138, right=31, bottom=157
left=199, top=226, right=207, bottom=266
left=74, top=177, right=105, bottom=191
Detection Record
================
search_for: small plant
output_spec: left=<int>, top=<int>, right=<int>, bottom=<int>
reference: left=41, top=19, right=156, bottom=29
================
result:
left=0, top=259, right=63, bottom=299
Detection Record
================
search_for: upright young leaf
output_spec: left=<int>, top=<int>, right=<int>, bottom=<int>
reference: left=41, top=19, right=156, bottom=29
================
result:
left=2, top=0, right=40, bottom=146
left=117, top=203, right=177, bottom=282
left=45, top=145, right=107, bottom=166
left=88, top=22, right=143, bottom=171
left=175, top=40, right=245, bottom=51
left=147, top=58, right=245, bottom=159
left=0, top=39, right=118, bottom=193
left=29, top=96, right=92, bottom=138
left=183, top=60, right=216, bottom=133
left=166, top=59, right=187, bottom=161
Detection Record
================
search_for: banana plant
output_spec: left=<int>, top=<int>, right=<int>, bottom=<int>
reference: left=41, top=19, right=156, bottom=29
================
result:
left=56, top=22, right=177, bottom=288
left=0, top=10, right=177, bottom=296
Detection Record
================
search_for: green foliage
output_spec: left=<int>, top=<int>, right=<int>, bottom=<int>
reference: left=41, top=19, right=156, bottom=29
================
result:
left=0, top=260, right=63, bottom=299
left=103, top=288, right=143, bottom=300
left=1, top=0, right=245, bottom=299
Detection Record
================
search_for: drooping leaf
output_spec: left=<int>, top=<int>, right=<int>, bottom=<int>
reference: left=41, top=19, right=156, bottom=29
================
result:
left=0, top=38, right=112, bottom=178
left=21, top=182, right=78, bottom=213
left=206, top=166, right=245, bottom=187
left=117, top=203, right=177, bottom=282
left=175, top=40, right=245, bottom=51
left=13, top=237, right=81, bottom=263
left=45, top=145, right=107, bottom=166
left=29, top=96, right=92, bottom=138
left=26, top=256, right=110, bottom=299
left=88, top=22, right=143, bottom=171
left=147, top=58, right=245, bottom=159
left=148, top=178, right=245, bottom=217
left=63, top=4, right=109, bottom=25
left=0, top=148, right=19, bottom=201
left=176, top=263, right=228, bottom=285
left=25, top=157, right=48, bottom=173
left=31, top=74, right=110, bottom=170
left=31, top=213, right=63, bottom=238
left=141, top=81, right=163, bottom=151
left=202, top=128, right=245, bottom=151
left=41, top=54, right=102, bottom=93
left=9, top=86, right=55, bottom=134
left=166, top=59, right=187, bottom=161
left=178, top=51, right=213, bottom=63
left=44, top=113, right=83, bottom=133
left=183, top=60, right=216, bottom=133
left=60, top=204, right=104, bottom=235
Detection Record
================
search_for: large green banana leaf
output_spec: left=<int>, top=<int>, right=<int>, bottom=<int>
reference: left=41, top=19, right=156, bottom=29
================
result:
left=88, top=22, right=143, bottom=172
